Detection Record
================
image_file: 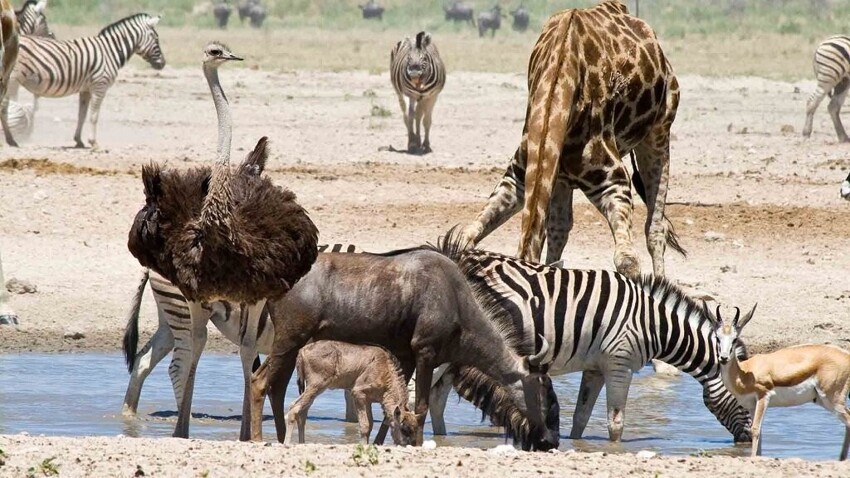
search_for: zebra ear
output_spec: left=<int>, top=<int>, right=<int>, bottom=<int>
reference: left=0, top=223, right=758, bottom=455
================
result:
left=415, top=31, right=431, bottom=49
left=148, top=15, right=162, bottom=27
left=35, top=0, right=48, bottom=13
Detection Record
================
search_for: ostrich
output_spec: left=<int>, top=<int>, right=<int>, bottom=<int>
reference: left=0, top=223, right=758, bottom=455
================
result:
left=127, top=42, right=319, bottom=440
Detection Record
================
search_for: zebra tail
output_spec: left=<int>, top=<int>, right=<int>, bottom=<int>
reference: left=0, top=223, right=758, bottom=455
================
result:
left=629, top=153, right=687, bottom=257
left=123, top=268, right=151, bottom=374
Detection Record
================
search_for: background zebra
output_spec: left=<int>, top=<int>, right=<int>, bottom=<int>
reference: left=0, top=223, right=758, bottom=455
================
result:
left=15, top=0, right=53, bottom=38
left=3, top=13, right=165, bottom=148
left=0, top=249, right=18, bottom=326
left=428, top=240, right=752, bottom=443
left=389, top=31, right=445, bottom=155
left=803, top=35, right=850, bottom=142
left=841, top=171, right=850, bottom=200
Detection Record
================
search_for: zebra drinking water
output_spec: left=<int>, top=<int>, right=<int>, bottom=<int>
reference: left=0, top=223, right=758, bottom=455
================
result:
left=389, top=31, right=445, bottom=155
left=2, top=13, right=165, bottom=148
left=428, top=239, right=753, bottom=443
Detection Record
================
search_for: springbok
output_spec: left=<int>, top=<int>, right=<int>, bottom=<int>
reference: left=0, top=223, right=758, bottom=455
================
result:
left=713, top=305, right=850, bottom=460
left=286, top=340, right=419, bottom=446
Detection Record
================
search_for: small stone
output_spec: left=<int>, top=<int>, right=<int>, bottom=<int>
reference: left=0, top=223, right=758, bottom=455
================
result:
left=422, top=440, right=437, bottom=450
left=6, top=278, right=37, bottom=294
left=636, top=450, right=657, bottom=459
left=780, top=124, right=795, bottom=134
left=719, top=265, right=736, bottom=273
left=488, top=444, right=518, bottom=455
left=703, top=231, right=725, bottom=242
left=64, top=330, right=85, bottom=340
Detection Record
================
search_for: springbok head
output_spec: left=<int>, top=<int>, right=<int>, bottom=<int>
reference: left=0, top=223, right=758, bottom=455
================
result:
left=712, top=304, right=758, bottom=365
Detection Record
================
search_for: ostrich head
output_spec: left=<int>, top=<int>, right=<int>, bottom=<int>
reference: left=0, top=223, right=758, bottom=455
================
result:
left=204, top=41, right=243, bottom=67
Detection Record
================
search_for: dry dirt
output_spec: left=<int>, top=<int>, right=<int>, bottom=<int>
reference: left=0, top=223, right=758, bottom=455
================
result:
left=0, top=65, right=849, bottom=473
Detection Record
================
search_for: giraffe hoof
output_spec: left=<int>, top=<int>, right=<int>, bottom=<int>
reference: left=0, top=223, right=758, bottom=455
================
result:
left=614, top=254, right=640, bottom=279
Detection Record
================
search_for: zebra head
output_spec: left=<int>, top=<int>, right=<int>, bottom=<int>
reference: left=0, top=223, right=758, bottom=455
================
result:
left=841, top=172, right=850, bottom=201
left=16, top=0, right=54, bottom=38
left=405, top=32, right=435, bottom=89
left=136, top=15, right=166, bottom=70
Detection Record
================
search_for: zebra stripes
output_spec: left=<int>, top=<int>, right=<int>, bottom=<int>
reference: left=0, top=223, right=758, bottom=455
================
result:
left=841, top=171, right=850, bottom=200
left=390, top=31, right=445, bottom=154
left=803, top=35, right=850, bottom=142
left=15, top=0, right=52, bottom=38
left=431, top=245, right=752, bottom=443
left=4, top=13, right=165, bottom=147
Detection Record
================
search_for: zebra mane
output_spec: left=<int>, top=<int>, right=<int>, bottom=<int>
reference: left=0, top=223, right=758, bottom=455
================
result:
left=98, top=13, right=158, bottom=36
left=638, top=274, right=750, bottom=360
left=15, top=0, right=39, bottom=13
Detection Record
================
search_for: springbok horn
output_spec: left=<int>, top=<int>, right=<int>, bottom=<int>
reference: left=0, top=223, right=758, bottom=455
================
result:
left=733, top=306, right=741, bottom=326
left=528, top=334, right=550, bottom=367
left=715, top=304, right=723, bottom=323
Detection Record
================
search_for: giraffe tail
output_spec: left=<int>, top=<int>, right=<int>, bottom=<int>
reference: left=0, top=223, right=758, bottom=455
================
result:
left=630, top=152, right=687, bottom=257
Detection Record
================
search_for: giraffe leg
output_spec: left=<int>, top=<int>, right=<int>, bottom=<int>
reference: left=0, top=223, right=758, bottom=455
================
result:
left=544, top=176, right=574, bottom=264
left=827, top=79, right=850, bottom=142
left=461, top=139, right=528, bottom=246
left=579, top=136, right=639, bottom=278
left=634, top=142, right=672, bottom=277
left=804, top=82, right=830, bottom=138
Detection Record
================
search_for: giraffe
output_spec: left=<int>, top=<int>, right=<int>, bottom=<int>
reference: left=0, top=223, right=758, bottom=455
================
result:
left=461, top=0, right=685, bottom=278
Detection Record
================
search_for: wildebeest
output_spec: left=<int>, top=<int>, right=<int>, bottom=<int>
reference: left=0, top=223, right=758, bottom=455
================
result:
left=444, top=1, right=474, bottom=26
left=478, top=5, right=503, bottom=37
left=238, top=0, right=265, bottom=27
left=213, top=1, right=232, bottom=28
left=247, top=242, right=559, bottom=449
left=359, top=0, right=384, bottom=20
left=511, top=4, right=529, bottom=32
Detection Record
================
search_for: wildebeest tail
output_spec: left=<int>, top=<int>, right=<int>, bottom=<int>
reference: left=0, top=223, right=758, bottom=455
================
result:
left=123, top=268, right=150, bottom=373
left=629, top=153, right=687, bottom=257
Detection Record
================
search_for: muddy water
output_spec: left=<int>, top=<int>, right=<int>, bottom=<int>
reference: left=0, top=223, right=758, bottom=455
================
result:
left=0, top=354, right=845, bottom=460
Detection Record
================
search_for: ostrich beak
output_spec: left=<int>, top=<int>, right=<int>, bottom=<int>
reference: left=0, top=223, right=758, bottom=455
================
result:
left=226, top=53, right=244, bottom=61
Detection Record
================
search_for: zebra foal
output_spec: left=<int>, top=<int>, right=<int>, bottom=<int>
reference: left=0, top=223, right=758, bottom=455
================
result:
left=15, top=0, right=52, bottom=38
left=804, top=35, right=850, bottom=142
left=3, top=13, right=165, bottom=147
left=390, top=31, right=445, bottom=155
left=428, top=238, right=753, bottom=443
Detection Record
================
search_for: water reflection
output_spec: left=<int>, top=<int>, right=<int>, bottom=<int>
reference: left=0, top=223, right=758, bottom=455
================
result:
left=0, top=354, right=845, bottom=460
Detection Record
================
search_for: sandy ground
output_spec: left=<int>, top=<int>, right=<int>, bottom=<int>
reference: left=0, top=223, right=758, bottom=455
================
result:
left=0, top=65, right=849, bottom=473
left=1, top=435, right=849, bottom=477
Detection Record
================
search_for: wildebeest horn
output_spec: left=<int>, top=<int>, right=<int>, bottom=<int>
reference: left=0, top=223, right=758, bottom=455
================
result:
left=528, top=334, right=549, bottom=367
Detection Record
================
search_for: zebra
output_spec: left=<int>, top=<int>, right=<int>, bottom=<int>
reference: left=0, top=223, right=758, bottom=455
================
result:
left=804, top=35, right=850, bottom=142
left=427, top=240, right=753, bottom=443
left=390, top=31, right=445, bottom=155
left=2, top=13, right=165, bottom=148
left=841, top=171, right=850, bottom=200
left=4, top=0, right=51, bottom=142
left=15, top=0, right=53, bottom=38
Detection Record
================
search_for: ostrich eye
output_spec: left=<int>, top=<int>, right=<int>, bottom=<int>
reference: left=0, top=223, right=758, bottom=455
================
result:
left=211, top=49, right=222, bottom=56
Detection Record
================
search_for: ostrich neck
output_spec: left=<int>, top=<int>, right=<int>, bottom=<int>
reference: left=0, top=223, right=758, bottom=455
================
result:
left=201, top=62, right=234, bottom=233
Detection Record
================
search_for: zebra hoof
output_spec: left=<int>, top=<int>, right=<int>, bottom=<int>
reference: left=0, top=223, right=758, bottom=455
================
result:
left=0, top=314, right=19, bottom=326
left=74, top=141, right=86, bottom=149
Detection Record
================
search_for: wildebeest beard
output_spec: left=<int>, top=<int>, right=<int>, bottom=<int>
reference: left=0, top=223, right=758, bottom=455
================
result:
left=127, top=158, right=319, bottom=304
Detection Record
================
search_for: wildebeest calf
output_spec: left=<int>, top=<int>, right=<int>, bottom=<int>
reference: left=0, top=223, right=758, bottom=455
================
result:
left=286, top=340, right=418, bottom=445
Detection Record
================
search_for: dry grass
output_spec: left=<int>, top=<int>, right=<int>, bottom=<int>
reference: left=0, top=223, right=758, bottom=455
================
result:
left=49, top=23, right=818, bottom=80
left=0, top=159, right=119, bottom=176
